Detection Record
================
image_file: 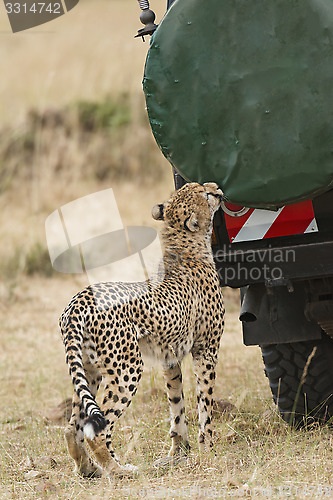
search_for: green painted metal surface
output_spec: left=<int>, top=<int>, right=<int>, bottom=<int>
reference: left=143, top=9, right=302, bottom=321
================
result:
left=143, top=0, right=333, bottom=208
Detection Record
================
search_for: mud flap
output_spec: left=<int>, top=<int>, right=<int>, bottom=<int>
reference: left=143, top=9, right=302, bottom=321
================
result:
left=241, top=282, right=322, bottom=346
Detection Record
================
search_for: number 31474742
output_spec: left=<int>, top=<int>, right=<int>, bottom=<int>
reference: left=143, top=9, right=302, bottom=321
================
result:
left=5, top=3, right=61, bottom=14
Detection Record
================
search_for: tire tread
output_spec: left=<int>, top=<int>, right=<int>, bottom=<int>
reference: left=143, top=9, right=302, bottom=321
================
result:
left=261, top=333, right=333, bottom=426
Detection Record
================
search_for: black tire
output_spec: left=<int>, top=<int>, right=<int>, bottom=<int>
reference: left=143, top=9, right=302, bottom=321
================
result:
left=260, top=333, right=333, bottom=427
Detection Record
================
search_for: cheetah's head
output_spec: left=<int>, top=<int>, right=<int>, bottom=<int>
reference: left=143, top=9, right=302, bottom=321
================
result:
left=152, top=182, right=223, bottom=234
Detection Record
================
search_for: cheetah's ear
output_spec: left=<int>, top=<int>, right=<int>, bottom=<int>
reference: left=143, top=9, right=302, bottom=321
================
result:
left=152, top=203, right=165, bottom=221
left=184, top=212, right=200, bottom=232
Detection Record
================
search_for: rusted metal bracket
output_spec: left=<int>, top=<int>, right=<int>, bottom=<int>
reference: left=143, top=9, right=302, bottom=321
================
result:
left=135, top=0, right=157, bottom=41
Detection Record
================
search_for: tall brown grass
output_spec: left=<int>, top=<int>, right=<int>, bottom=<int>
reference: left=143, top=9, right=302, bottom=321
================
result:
left=0, top=0, right=173, bottom=279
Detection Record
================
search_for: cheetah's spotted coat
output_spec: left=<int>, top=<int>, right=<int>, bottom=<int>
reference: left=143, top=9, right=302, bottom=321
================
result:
left=60, top=182, right=225, bottom=476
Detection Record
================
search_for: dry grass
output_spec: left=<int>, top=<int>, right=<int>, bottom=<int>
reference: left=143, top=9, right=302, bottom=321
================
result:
left=0, top=0, right=168, bottom=123
left=0, top=1, right=332, bottom=498
left=0, top=278, right=332, bottom=499
left=0, top=0, right=174, bottom=279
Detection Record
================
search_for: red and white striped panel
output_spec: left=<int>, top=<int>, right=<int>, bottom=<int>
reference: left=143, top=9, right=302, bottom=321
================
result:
left=224, top=200, right=318, bottom=243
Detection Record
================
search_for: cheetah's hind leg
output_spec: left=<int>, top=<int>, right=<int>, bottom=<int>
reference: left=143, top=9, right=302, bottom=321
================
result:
left=86, top=343, right=144, bottom=477
left=64, top=358, right=104, bottom=478
left=65, top=391, right=103, bottom=478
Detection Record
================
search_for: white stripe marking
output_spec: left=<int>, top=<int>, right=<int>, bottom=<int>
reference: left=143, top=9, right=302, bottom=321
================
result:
left=304, top=218, right=318, bottom=233
left=232, top=208, right=284, bottom=243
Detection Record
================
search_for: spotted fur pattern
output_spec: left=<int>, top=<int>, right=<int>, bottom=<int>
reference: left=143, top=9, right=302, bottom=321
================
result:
left=60, top=182, right=225, bottom=477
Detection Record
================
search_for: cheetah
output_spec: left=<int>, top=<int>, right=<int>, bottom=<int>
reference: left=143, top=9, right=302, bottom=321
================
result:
left=59, top=182, right=225, bottom=477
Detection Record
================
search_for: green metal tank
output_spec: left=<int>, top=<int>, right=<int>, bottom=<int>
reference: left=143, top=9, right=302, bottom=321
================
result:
left=143, top=0, right=333, bottom=209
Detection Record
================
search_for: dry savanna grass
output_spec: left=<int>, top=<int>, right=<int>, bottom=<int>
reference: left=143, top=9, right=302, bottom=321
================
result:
left=0, top=0, right=332, bottom=499
left=0, top=279, right=332, bottom=499
left=0, top=0, right=174, bottom=279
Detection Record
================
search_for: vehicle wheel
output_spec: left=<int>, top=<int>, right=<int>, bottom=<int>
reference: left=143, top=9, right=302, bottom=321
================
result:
left=260, top=333, right=333, bottom=427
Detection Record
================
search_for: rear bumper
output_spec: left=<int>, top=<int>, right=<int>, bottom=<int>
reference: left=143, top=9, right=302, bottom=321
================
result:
left=214, top=237, right=333, bottom=288
left=213, top=188, right=333, bottom=288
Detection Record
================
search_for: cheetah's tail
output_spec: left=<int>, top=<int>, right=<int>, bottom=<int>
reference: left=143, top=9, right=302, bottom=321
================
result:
left=83, top=413, right=107, bottom=440
left=60, top=314, right=107, bottom=440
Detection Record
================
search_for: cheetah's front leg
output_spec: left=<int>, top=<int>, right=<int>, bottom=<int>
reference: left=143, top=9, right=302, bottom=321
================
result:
left=163, top=363, right=190, bottom=457
left=192, top=354, right=217, bottom=452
